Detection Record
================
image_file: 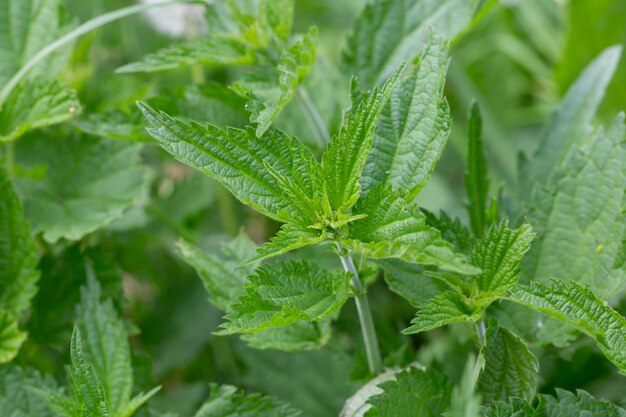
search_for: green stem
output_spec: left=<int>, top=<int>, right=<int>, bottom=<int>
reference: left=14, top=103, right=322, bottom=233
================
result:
left=296, top=87, right=331, bottom=149
left=217, top=185, right=238, bottom=236
left=0, top=0, right=203, bottom=108
left=338, top=251, right=383, bottom=375
left=4, top=142, right=14, bottom=180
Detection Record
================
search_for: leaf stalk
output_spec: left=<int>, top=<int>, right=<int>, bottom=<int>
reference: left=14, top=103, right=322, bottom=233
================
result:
left=338, top=251, right=383, bottom=375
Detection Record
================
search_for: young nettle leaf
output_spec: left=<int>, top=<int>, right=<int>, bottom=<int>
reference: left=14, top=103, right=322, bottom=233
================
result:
left=233, top=27, right=317, bottom=137
left=120, top=0, right=310, bottom=137
left=0, top=0, right=67, bottom=87
left=246, top=223, right=327, bottom=264
left=116, top=37, right=255, bottom=74
left=257, top=0, right=294, bottom=44
left=482, top=389, right=626, bottom=417
left=179, top=234, right=333, bottom=351
left=0, top=0, right=81, bottom=140
left=365, top=367, right=453, bottom=417
left=343, top=0, right=481, bottom=88
left=540, top=389, right=626, bottom=417
left=477, top=324, right=539, bottom=404
left=465, top=101, right=490, bottom=237
left=0, top=365, right=62, bottom=417
left=421, top=209, right=473, bottom=255
left=0, top=79, right=81, bottom=142
left=0, top=168, right=39, bottom=317
left=69, top=327, right=110, bottom=417
left=321, top=64, right=404, bottom=214
left=194, top=384, right=302, bottom=417
left=241, top=320, right=332, bottom=352
left=117, top=0, right=263, bottom=74
left=139, top=103, right=323, bottom=225
left=216, top=261, right=350, bottom=334
left=362, top=33, right=451, bottom=198
left=403, top=290, right=482, bottom=334
left=70, top=273, right=159, bottom=417
left=343, top=186, right=478, bottom=275
left=472, top=221, right=534, bottom=297
left=0, top=168, right=39, bottom=363
left=509, top=279, right=626, bottom=375
left=403, top=220, right=533, bottom=334
left=0, top=309, right=26, bottom=363
left=13, top=134, right=148, bottom=243
left=524, top=114, right=626, bottom=299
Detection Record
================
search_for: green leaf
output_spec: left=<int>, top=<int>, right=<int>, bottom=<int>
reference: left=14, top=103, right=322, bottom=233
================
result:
left=508, top=279, right=626, bottom=375
left=179, top=235, right=331, bottom=351
left=75, top=274, right=130, bottom=416
left=541, top=389, right=626, bottom=417
left=117, top=0, right=296, bottom=74
left=0, top=79, right=80, bottom=142
left=241, top=320, right=331, bottom=352
left=0, top=308, right=26, bottom=363
left=465, top=101, right=489, bottom=237
left=365, top=367, right=452, bottom=417
left=477, top=325, right=538, bottom=404
left=524, top=114, right=626, bottom=299
left=481, top=399, right=535, bottom=417
left=234, top=27, right=316, bottom=137
left=194, top=384, right=302, bottom=417
left=139, top=102, right=322, bottom=225
left=403, top=290, right=482, bottom=334
left=69, top=327, right=110, bottom=417
left=116, top=37, right=254, bottom=74
left=380, top=259, right=448, bottom=308
left=0, top=0, right=66, bottom=86
left=246, top=223, right=326, bottom=264
left=0, top=168, right=39, bottom=316
left=520, top=46, right=622, bottom=195
left=258, top=0, right=294, bottom=43
left=482, top=390, right=626, bottom=417
left=76, top=271, right=157, bottom=417
left=422, top=209, right=473, bottom=255
left=177, top=234, right=258, bottom=312
left=0, top=365, right=60, bottom=417
left=14, top=135, right=148, bottom=243
left=343, top=0, right=479, bottom=88
left=345, top=186, right=478, bottom=275
left=217, top=261, right=350, bottom=334
left=472, top=221, right=534, bottom=297
left=361, top=33, right=451, bottom=198
left=321, top=64, right=404, bottom=213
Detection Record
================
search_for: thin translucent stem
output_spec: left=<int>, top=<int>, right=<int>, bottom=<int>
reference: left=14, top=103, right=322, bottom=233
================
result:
left=296, top=87, right=331, bottom=148
left=338, top=251, right=383, bottom=375
left=476, top=317, right=486, bottom=347
left=0, top=0, right=202, bottom=108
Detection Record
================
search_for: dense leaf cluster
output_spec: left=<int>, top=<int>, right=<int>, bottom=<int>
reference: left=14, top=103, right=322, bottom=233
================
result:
left=0, top=0, right=625, bottom=416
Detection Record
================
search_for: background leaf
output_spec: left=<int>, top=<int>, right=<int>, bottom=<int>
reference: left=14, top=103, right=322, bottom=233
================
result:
left=14, top=134, right=148, bottom=243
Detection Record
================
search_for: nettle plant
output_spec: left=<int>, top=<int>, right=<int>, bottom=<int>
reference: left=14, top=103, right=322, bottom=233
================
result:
left=1, top=0, right=626, bottom=416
